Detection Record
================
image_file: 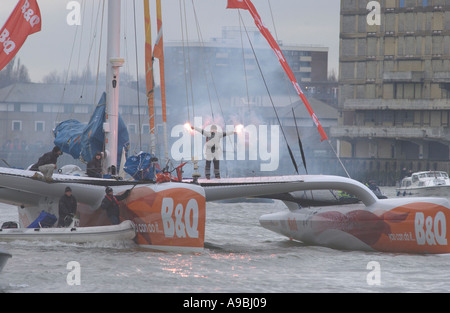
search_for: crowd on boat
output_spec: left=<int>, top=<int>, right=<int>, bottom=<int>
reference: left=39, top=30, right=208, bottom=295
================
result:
left=30, top=146, right=105, bottom=182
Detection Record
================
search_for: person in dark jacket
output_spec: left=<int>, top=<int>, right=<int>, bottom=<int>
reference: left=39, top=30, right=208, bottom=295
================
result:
left=31, top=146, right=62, bottom=181
left=86, top=151, right=103, bottom=178
left=58, top=186, right=77, bottom=227
left=191, top=124, right=236, bottom=179
left=100, top=186, right=131, bottom=225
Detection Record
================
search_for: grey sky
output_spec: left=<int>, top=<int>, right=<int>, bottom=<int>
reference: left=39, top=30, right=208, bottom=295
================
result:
left=0, top=0, right=340, bottom=82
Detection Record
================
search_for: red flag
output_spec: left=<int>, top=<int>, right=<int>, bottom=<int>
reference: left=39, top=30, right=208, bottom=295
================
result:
left=226, top=0, right=248, bottom=10
left=227, top=0, right=328, bottom=142
left=0, top=0, right=42, bottom=71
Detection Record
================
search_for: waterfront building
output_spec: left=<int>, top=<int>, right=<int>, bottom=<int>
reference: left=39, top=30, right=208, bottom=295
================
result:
left=333, top=0, right=450, bottom=184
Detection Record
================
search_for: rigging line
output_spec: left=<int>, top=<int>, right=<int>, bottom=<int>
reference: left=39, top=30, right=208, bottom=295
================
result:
left=59, top=0, right=88, bottom=106
left=93, top=0, right=105, bottom=105
left=190, top=0, right=226, bottom=125
left=58, top=12, right=80, bottom=109
left=266, top=0, right=294, bottom=105
left=292, top=107, right=316, bottom=203
left=78, top=0, right=104, bottom=105
left=77, top=0, right=97, bottom=103
left=183, top=0, right=196, bottom=119
left=133, top=0, right=142, bottom=151
left=328, top=139, right=351, bottom=178
left=179, top=0, right=194, bottom=161
left=56, top=0, right=87, bottom=137
left=267, top=0, right=279, bottom=42
left=240, top=14, right=298, bottom=174
left=74, top=0, right=87, bottom=86
left=190, top=0, right=214, bottom=121
left=292, top=107, right=307, bottom=174
left=179, top=0, right=191, bottom=124
left=122, top=1, right=138, bottom=154
left=238, top=11, right=251, bottom=111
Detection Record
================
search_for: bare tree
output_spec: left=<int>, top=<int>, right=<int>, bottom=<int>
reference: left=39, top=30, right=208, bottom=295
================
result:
left=0, top=58, right=31, bottom=88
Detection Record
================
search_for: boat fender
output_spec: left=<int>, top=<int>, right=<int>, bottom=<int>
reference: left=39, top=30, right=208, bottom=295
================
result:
left=70, top=228, right=76, bottom=232
left=34, top=228, right=40, bottom=232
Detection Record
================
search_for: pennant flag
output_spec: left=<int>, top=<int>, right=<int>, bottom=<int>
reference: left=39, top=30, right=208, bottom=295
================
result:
left=227, top=0, right=328, bottom=142
left=226, top=0, right=248, bottom=10
left=0, top=0, right=42, bottom=71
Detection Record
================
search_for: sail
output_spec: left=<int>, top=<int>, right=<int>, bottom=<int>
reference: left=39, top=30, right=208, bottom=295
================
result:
left=53, top=92, right=129, bottom=165
left=124, top=151, right=161, bottom=181
left=144, top=0, right=156, bottom=154
left=0, top=0, right=42, bottom=71
left=226, top=0, right=328, bottom=142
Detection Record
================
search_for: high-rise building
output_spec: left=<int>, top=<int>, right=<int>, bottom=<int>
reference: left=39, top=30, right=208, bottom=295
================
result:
left=164, top=27, right=330, bottom=103
left=333, top=0, right=450, bottom=184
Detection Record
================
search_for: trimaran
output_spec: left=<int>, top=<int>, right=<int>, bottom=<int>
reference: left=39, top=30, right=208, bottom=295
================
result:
left=0, top=0, right=450, bottom=254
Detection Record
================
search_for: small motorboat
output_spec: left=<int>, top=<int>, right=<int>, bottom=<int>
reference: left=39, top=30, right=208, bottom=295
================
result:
left=0, top=219, right=136, bottom=244
left=0, top=248, right=12, bottom=272
left=396, top=171, right=450, bottom=197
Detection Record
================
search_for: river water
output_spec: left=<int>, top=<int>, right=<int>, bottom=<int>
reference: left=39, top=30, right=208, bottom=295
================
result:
left=1, top=187, right=450, bottom=294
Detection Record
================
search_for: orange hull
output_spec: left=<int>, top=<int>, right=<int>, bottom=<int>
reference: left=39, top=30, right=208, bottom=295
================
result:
left=121, top=183, right=206, bottom=252
left=260, top=198, right=450, bottom=254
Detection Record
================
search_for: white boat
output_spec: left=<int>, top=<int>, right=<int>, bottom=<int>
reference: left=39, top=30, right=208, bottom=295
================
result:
left=396, top=171, right=450, bottom=197
left=0, top=248, right=11, bottom=272
left=0, top=220, right=135, bottom=244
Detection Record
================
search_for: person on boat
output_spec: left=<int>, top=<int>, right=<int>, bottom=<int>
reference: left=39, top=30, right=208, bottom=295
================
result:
left=86, top=151, right=103, bottom=178
left=191, top=124, right=236, bottom=179
left=58, top=186, right=78, bottom=227
left=30, top=146, right=62, bottom=182
left=100, top=187, right=131, bottom=225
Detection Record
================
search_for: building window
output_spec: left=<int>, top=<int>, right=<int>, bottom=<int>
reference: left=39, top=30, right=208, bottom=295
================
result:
left=35, top=121, right=45, bottom=132
left=128, top=124, right=137, bottom=134
left=400, top=0, right=405, bottom=8
left=394, top=83, right=423, bottom=99
left=12, top=120, right=22, bottom=131
left=142, top=124, right=150, bottom=134
left=422, top=0, right=428, bottom=6
left=21, top=104, right=37, bottom=112
left=74, top=105, right=88, bottom=114
left=394, top=111, right=414, bottom=125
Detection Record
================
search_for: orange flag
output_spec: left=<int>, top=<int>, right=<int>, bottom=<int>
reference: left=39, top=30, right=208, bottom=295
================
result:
left=0, top=0, right=42, bottom=71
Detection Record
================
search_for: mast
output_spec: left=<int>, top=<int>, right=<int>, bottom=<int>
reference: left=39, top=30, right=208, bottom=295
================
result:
left=144, top=0, right=156, bottom=155
left=154, top=0, right=168, bottom=162
left=104, top=0, right=124, bottom=173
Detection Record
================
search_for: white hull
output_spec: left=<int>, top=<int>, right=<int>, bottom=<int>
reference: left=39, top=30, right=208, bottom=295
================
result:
left=0, top=220, right=135, bottom=244
left=396, top=185, right=450, bottom=198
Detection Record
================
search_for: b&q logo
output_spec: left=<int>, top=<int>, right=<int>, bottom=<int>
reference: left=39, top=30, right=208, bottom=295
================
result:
left=161, top=197, right=199, bottom=239
left=415, top=212, right=448, bottom=246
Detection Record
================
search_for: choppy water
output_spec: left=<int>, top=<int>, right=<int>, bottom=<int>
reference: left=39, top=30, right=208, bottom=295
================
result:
left=1, top=187, right=450, bottom=293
